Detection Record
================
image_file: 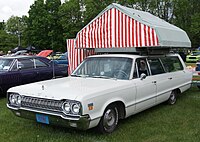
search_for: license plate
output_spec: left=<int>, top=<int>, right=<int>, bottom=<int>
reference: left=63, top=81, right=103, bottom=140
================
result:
left=36, top=114, right=49, bottom=124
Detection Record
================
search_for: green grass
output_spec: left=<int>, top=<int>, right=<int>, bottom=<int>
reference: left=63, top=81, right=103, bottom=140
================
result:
left=0, top=87, right=200, bottom=142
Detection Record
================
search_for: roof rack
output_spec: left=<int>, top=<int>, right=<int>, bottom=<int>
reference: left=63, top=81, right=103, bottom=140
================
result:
left=94, top=47, right=172, bottom=55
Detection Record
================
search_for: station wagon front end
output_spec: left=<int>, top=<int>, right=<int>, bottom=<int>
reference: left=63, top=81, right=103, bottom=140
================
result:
left=7, top=91, right=91, bottom=130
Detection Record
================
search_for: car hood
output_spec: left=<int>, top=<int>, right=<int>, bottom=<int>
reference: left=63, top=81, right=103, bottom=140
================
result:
left=8, top=77, right=130, bottom=101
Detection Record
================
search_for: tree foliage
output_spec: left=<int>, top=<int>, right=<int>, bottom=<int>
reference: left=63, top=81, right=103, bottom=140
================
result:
left=0, top=30, right=18, bottom=52
left=1, top=0, right=200, bottom=52
left=59, top=0, right=83, bottom=39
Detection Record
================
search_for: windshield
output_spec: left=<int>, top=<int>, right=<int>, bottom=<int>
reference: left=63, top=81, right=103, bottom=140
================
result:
left=72, top=57, right=133, bottom=80
left=0, top=59, right=13, bottom=71
left=192, top=52, right=200, bottom=56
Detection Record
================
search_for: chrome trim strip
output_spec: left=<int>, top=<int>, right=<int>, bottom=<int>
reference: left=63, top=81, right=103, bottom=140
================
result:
left=126, top=82, right=191, bottom=108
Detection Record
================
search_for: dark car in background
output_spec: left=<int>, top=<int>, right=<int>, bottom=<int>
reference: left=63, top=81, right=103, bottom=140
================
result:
left=0, top=55, right=68, bottom=95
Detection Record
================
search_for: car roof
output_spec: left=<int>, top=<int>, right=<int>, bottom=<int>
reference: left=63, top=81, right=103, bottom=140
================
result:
left=87, top=53, right=179, bottom=59
left=0, top=55, right=45, bottom=60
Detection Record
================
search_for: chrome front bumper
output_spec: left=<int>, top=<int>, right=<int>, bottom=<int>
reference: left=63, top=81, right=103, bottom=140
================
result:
left=7, top=104, right=91, bottom=130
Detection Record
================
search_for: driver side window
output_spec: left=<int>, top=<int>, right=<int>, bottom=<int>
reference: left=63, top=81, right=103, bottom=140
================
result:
left=135, top=58, right=149, bottom=77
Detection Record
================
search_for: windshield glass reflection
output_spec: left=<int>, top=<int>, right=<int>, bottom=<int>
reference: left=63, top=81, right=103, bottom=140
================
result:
left=72, top=57, right=132, bottom=80
left=0, top=59, right=13, bottom=71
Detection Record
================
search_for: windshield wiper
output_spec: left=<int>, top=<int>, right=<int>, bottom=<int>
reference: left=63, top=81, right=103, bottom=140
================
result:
left=91, top=75, right=117, bottom=80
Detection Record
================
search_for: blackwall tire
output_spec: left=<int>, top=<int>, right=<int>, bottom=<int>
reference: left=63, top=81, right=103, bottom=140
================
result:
left=167, top=91, right=177, bottom=105
left=97, top=105, right=119, bottom=134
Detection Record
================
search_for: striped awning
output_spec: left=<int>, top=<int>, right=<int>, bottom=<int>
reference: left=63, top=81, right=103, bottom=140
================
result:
left=67, top=39, right=95, bottom=75
left=76, top=3, right=191, bottom=49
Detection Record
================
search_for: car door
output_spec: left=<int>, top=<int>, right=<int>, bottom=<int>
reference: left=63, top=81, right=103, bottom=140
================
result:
left=147, top=58, right=171, bottom=104
left=134, top=58, right=157, bottom=112
left=17, top=58, right=38, bottom=85
left=34, top=58, right=53, bottom=81
left=1, top=59, right=21, bottom=92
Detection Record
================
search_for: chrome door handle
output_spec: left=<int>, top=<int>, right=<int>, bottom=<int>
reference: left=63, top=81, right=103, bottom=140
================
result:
left=152, top=81, right=157, bottom=83
left=168, top=77, right=172, bottom=80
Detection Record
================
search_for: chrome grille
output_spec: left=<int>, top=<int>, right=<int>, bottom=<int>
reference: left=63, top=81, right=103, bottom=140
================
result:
left=21, top=96, right=63, bottom=112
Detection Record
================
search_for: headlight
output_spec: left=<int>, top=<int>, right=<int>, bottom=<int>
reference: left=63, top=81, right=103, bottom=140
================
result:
left=16, top=95, right=22, bottom=105
left=71, top=103, right=80, bottom=114
left=63, top=102, right=71, bottom=113
left=10, top=95, right=16, bottom=104
left=62, top=100, right=81, bottom=115
left=9, top=93, right=21, bottom=106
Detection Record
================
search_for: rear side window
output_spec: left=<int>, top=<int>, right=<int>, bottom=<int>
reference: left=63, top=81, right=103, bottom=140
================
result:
left=148, top=58, right=165, bottom=75
left=17, top=59, right=34, bottom=70
left=34, top=59, right=49, bottom=68
left=160, top=56, right=183, bottom=72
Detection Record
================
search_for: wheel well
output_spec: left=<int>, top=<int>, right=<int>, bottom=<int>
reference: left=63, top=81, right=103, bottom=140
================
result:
left=107, top=101, right=126, bottom=119
left=173, top=88, right=181, bottom=95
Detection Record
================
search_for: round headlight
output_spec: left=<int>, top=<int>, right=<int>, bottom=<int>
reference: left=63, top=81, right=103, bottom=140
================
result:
left=63, top=102, right=71, bottom=113
left=10, top=95, right=16, bottom=104
left=16, top=96, right=21, bottom=105
left=71, top=103, right=80, bottom=114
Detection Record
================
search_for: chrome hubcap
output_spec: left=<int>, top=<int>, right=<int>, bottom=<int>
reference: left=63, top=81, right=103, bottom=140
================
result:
left=103, top=109, right=116, bottom=128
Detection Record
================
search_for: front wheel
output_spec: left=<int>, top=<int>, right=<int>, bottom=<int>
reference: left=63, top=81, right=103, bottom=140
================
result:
left=97, top=105, right=119, bottom=134
left=167, top=91, right=177, bottom=105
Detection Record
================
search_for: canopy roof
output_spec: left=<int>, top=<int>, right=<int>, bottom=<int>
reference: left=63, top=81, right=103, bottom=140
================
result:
left=75, top=3, right=191, bottom=49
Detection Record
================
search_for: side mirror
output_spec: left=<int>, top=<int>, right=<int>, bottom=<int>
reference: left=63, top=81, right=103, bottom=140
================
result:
left=140, top=73, right=146, bottom=80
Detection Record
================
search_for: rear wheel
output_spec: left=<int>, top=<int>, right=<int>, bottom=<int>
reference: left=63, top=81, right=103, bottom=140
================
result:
left=97, top=105, right=119, bottom=134
left=167, top=91, right=177, bottom=105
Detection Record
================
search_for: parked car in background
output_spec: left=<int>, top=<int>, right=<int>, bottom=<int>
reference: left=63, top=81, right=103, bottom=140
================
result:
left=7, top=54, right=192, bottom=133
left=53, top=52, right=68, bottom=66
left=195, top=60, right=200, bottom=89
left=0, top=55, right=68, bottom=95
left=186, top=51, right=200, bottom=62
left=37, top=50, right=53, bottom=57
left=196, top=60, right=200, bottom=71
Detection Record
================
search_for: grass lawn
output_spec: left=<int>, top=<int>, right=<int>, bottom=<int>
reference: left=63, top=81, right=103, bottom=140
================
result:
left=0, top=87, right=199, bottom=142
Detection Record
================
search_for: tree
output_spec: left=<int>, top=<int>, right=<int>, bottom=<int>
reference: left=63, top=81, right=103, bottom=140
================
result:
left=84, top=0, right=119, bottom=25
left=173, top=0, right=200, bottom=48
left=6, top=16, right=27, bottom=47
left=190, top=13, right=200, bottom=48
left=46, top=0, right=65, bottom=51
left=0, top=21, right=5, bottom=30
left=59, top=0, right=83, bottom=39
left=25, top=0, right=65, bottom=51
left=0, top=30, right=18, bottom=52
left=25, top=0, right=50, bottom=50
left=125, top=0, right=175, bottom=22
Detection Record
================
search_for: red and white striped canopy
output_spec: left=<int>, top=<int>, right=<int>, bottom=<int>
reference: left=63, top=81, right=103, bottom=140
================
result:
left=76, top=3, right=191, bottom=48
left=76, top=7, right=159, bottom=48
left=67, top=39, right=95, bottom=75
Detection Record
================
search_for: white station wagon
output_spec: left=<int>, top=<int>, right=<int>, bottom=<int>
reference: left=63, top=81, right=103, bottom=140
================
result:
left=7, top=54, right=192, bottom=133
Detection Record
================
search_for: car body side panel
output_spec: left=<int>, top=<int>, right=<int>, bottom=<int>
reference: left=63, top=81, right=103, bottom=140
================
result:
left=134, top=76, right=157, bottom=112
left=80, top=81, right=136, bottom=121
